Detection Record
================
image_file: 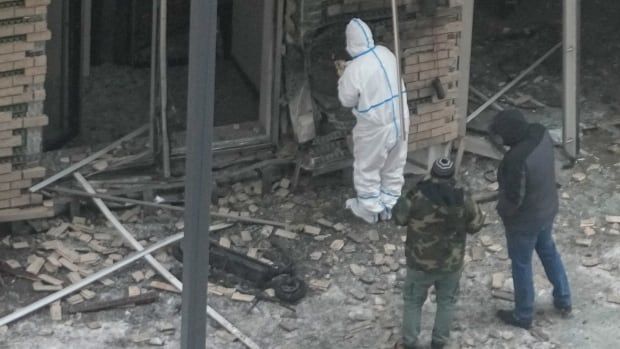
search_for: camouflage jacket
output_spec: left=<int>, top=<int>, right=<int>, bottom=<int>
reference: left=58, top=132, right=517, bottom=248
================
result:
left=394, top=177, right=485, bottom=273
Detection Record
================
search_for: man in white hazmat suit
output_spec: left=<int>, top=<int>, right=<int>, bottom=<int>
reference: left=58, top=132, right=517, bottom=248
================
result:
left=338, top=18, right=410, bottom=224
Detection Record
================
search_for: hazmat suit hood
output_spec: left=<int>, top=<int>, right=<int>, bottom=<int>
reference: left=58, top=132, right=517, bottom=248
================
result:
left=346, top=18, right=375, bottom=58
left=490, top=110, right=530, bottom=146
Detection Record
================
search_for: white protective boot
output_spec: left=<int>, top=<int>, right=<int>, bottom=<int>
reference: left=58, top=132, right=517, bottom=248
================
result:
left=346, top=198, right=378, bottom=224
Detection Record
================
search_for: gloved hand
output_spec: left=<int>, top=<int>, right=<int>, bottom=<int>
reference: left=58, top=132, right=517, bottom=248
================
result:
left=334, top=60, right=347, bottom=77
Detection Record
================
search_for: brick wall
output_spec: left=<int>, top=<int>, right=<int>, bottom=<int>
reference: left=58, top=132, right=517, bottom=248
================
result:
left=295, top=0, right=465, bottom=152
left=0, top=0, right=53, bottom=222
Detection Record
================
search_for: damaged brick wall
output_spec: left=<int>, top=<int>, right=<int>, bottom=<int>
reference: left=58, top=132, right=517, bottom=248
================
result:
left=293, top=0, right=466, bottom=152
left=0, top=0, right=53, bottom=222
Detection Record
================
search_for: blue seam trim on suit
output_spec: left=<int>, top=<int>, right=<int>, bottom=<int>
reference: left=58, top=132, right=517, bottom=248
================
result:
left=351, top=18, right=403, bottom=141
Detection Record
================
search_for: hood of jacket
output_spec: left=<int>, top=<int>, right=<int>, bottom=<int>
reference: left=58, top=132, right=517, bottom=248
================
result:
left=346, top=18, right=375, bottom=58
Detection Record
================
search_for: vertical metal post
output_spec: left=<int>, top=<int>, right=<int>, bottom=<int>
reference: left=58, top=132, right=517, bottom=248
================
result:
left=563, top=0, right=580, bottom=159
left=390, top=0, right=406, bottom=141
left=149, top=0, right=159, bottom=154
left=80, top=0, right=92, bottom=79
left=455, top=0, right=475, bottom=176
left=160, top=0, right=171, bottom=177
left=181, top=0, right=217, bottom=347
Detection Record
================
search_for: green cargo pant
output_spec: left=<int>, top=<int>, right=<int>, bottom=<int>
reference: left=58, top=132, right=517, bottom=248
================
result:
left=402, top=267, right=462, bottom=347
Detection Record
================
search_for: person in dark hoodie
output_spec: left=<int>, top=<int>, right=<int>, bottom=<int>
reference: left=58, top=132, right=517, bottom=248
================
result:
left=489, top=110, right=572, bottom=329
left=392, top=158, right=485, bottom=349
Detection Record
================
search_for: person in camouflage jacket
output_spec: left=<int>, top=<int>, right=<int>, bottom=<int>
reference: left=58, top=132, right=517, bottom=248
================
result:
left=393, top=158, right=484, bottom=349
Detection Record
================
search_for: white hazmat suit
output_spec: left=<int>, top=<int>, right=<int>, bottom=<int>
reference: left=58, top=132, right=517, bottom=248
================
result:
left=338, top=18, right=410, bottom=224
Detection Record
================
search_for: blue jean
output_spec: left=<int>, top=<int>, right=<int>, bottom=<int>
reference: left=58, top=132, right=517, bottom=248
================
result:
left=505, top=224, right=571, bottom=322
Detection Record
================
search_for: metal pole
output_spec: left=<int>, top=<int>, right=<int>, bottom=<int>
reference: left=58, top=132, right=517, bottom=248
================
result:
left=563, top=0, right=580, bottom=159
left=160, top=0, right=171, bottom=177
left=74, top=172, right=183, bottom=289
left=182, top=0, right=217, bottom=347
left=29, top=125, right=149, bottom=192
left=390, top=0, right=407, bottom=141
left=149, top=0, right=159, bottom=154
left=46, top=186, right=289, bottom=227
left=74, top=173, right=261, bottom=348
left=466, top=42, right=561, bottom=123
left=80, top=0, right=92, bottom=78
left=0, top=233, right=184, bottom=327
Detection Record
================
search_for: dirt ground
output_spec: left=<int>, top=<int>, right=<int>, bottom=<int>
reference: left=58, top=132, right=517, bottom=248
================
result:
left=2, top=1, right=620, bottom=349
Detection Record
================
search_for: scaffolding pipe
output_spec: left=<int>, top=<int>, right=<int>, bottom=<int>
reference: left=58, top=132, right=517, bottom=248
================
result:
left=160, top=0, right=171, bottom=177
left=0, top=233, right=184, bottom=327
left=74, top=172, right=260, bottom=348
left=466, top=42, right=561, bottom=123
left=390, top=0, right=407, bottom=141
left=149, top=0, right=159, bottom=154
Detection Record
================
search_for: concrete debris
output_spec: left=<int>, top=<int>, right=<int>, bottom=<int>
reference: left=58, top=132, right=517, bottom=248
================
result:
left=368, top=230, right=380, bottom=241
left=241, top=230, right=253, bottom=242
left=309, top=251, right=323, bottom=261
left=247, top=248, right=258, bottom=258
left=583, top=227, right=596, bottom=237
left=280, top=178, right=291, bottom=189
left=471, top=246, right=485, bottom=261
left=275, top=229, right=298, bottom=239
left=66, top=294, right=85, bottom=305
left=80, top=289, right=96, bottom=300
left=374, top=253, right=385, bottom=266
left=343, top=244, right=356, bottom=253
left=581, top=256, right=600, bottom=267
left=248, top=204, right=259, bottom=213
left=572, top=172, right=587, bottom=182
left=607, top=292, right=620, bottom=305
left=261, top=225, right=274, bottom=237
left=383, top=244, right=397, bottom=255
left=148, top=337, right=165, bottom=346
left=12, top=241, right=30, bottom=249
left=575, top=238, right=593, bottom=247
left=33, top=282, right=63, bottom=292
left=487, top=244, right=504, bottom=253
left=349, top=264, right=365, bottom=277
left=500, top=330, right=515, bottom=340
left=303, top=225, right=321, bottom=236
left=5, top=259, right=20, bottom=269
left=309, top=279, right=331, bottom=292
left=39, top=274, right=63, bottom=286
left=330, top=239, right=345, bottom=251
left=219, top=237, right=231, bottom=248
left=350, top=288, right=366, bottom=301
left=347, top=307, right=375, bottom=322
left=128, top=286, right=141, bottom=297
left=132, top=271, right=145, bottom=282
left=606, top=216, right=620, bottom=224
left=333, top=223, right=345, bottom=232
left=86, top=321, right=102, bottom=330
left=279, top=319, right=298, bottom=332
left=580, top=218, right=596, bottom=227
left=50, top=301, right=62, bottom=321
left=316, top=218, right=334, bottom=228
left=479, top=235, right=493, bottom=246
left=492, top=272, right=505, bottom=289
left=231, top=292, right=255, bottom=302
left=150, top=281, right=180, bottom=293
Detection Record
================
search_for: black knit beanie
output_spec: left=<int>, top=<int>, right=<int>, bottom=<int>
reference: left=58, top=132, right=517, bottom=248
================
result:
left=490, top=110, right=529, bottom=146
left=431, top=157, right=455, bottom=179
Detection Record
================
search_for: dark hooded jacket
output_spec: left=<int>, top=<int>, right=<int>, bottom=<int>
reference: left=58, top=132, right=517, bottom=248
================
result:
left=490, top=110, right=559, bottom=232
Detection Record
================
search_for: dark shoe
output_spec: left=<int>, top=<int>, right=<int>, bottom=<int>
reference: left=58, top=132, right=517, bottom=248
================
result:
left=555, top=304, right=572, bottom=318
left=497, top=309, right=532, bottom=329
left=393, top=341, right=419, bottom=349
left=431, top=341, right=445, bottom=349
